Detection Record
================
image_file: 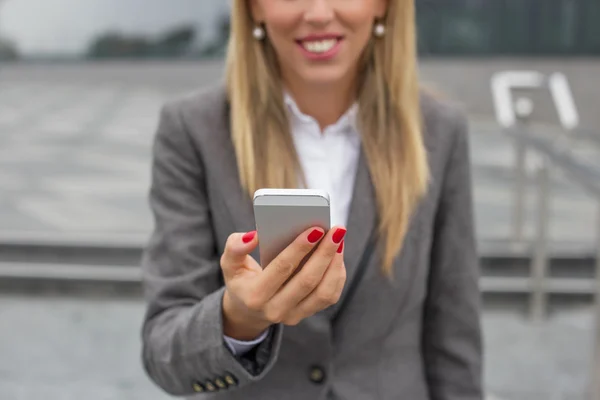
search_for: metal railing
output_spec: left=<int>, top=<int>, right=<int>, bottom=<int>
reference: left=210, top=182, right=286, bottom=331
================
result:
left=506, top=126, right=600, bottom=400
left=492, top=71, right=600, bottom=399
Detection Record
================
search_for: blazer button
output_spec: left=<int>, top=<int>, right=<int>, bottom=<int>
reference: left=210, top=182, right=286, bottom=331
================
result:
left=309, top=366, right=326, bottom=384
left=215, top=378, right=227, bottom=389
left=205, top=381, right=218, bottom=392
left=224, top=374, right=238, bottom=387
left=192, top=382, right=204, bottom=393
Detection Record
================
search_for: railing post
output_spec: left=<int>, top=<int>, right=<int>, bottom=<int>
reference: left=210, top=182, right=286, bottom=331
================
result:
left=592, top=200, right=600, bottom=400
left=512, top=123, right=528, bottom=243
left=512, top=98, right=534, bottom=244
left=530, top=160, right=551, bottom=322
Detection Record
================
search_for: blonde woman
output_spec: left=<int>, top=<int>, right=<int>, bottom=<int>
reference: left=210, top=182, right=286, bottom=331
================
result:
left=140, top=0, right=483, bottom=399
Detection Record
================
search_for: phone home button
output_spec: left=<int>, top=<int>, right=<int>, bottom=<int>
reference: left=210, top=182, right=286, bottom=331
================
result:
left=309, top=366, right=326, bottom=384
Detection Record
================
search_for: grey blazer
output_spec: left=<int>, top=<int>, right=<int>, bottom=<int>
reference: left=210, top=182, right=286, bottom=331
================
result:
left=140, top=84, right=483, bottom=400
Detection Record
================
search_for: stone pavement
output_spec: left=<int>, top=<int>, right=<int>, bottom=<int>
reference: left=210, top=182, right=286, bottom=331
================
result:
left=0, top=78, right=598, bottom=247
left=0, top=294, right=596, bottom=400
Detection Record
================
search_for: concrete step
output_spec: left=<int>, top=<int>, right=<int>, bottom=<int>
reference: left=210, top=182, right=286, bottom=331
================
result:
left=480, top=276, right=597, bottom=294
left=0, top=262, right=140, bottom=282
left=0, top=231, right=145, bottom=266
left=0, top=233, right=597, bottom=298
left=0, top=261, right=595, bottom=294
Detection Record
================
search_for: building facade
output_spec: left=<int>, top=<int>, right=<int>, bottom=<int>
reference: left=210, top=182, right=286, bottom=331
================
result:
left=417, top=0, right=600, bottom=56
left=1, top=0, right=598, bottom=60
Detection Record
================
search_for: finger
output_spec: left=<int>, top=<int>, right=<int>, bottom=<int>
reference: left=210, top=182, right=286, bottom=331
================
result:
left=254, top=226, right=326, bottom=304
left=268, top=226, right=346, bottom=314
left=220, top=231, right=260, bottom=278
left=284, top=244, right=346, bottom=325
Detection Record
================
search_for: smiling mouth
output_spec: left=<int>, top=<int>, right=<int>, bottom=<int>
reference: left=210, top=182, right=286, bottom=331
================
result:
left=296, top=37, right=343, bottom=54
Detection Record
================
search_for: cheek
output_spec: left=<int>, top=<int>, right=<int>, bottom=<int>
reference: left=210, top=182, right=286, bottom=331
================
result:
left=347, top=22, right=373, bottom=56
left=263, top=11, right=299, bottom=46
left=339, top=9, right=376, bottom=50
left=353, top=24, right=373, bottom=47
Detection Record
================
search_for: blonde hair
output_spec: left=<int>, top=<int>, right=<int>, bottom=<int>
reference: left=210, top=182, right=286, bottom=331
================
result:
left=225, top=0, right=429, bottom=277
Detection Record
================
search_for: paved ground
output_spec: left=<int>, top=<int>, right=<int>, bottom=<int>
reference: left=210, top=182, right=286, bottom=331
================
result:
left=2, top=59, right=599, bottom=127
left=0, top=67, right=598, bottom=247
left=0, top=294, right=596, bottom=400
left=0, top=80, right=157, bottom=233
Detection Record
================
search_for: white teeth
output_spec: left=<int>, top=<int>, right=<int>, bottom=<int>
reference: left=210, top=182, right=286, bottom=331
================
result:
left=302, top=39, right=337, bottom=54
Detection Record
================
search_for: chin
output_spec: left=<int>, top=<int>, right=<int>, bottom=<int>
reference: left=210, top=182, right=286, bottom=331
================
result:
left=295, top=65, right=350, bottom=87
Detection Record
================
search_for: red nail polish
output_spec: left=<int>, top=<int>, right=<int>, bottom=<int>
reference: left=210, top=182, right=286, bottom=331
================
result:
left=307, top=229, right=324, bottom=243
left=332, top=228, right=347, bottom=244
left=337, top=240, right=344, bottom=254
left=242, top=231, right=256, bottom=243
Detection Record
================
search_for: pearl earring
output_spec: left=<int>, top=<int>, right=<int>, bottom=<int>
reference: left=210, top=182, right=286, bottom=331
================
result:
left=373, top=22, right=386, bottom=38
left=253, top=25, right=265, bottom=40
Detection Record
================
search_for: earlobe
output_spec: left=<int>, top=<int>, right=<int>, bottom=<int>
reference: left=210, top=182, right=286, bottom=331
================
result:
left=375, top=0, right=389, bottom=18
left=249, top=0, right=264, bottom=22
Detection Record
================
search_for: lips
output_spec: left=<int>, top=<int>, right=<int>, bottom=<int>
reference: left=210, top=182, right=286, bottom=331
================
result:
left=296, top=35, right=344, bottom=55
left=301, top=38, right=338, bottom=53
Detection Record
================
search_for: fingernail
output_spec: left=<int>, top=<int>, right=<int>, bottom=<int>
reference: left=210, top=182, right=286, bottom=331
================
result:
left=242, top=231, right=257, bottom=243
left=332, top=228, right=347, bottom=244
left=336, top=240, right=344, bottom=254
left=307, top=229, right=324, bottom=243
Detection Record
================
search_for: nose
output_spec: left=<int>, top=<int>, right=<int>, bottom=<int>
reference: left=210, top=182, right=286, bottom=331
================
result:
left=304, top=0, right=334, bottom=25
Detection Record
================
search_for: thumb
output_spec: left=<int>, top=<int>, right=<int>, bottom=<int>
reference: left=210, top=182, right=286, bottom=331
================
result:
left=221, top=230, right=259, bottom=273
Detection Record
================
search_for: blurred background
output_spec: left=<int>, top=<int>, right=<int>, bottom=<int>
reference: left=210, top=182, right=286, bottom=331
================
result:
left=0, top=0, right=599, bottom=399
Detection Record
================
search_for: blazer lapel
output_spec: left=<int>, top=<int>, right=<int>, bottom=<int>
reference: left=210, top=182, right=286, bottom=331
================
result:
left=343, top=150, right=378, bottom=284
left=208, top=99, right=258, bottom=258
left=321, top=149, right=377, bottom=320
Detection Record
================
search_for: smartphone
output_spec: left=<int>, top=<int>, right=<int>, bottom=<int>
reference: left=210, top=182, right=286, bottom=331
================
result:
left=253, top=188, right=331, bottom=268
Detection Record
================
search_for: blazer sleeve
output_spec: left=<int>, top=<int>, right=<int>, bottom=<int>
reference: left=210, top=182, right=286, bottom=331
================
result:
left=140, top=102, right=283, bottom=396
left=422, top=111, right=484, bottom=400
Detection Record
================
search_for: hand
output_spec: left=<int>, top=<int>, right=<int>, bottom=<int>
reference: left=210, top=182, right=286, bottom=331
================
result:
left=220, top=226, right=347, bottom=340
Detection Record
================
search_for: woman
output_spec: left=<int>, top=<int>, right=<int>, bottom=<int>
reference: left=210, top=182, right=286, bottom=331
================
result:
left=141, top=0, right=483, bottom=399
